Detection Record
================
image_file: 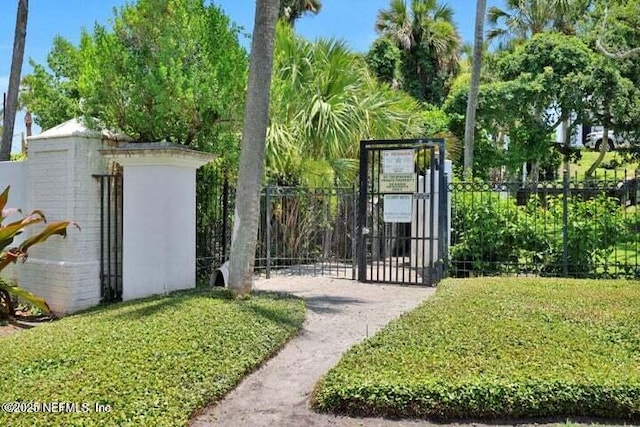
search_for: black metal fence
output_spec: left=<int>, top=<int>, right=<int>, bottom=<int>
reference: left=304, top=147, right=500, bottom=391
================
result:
left=95, top=172, right=123, bottom=303
left=196, top=170, right=357, bottom=282
left=196, top=166, right=234, bottom=283
left=449, top=170, right=639, bottom=279
left=197, top=167, right=639, bottom=283
left=255, top=186, right=357, bottom=278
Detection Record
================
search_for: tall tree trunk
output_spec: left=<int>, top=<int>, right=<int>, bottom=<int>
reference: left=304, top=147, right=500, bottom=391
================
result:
left=226, top=0, right=280, bottom=296
left=1, top=0, right=28, bottom=161
left=585, top=126, right=609, bottom=179
left=463, top=0, right=486, bottom=180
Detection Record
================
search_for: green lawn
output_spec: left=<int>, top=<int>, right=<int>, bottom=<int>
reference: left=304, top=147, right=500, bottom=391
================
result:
left=565, top=150, right=636, bottom=180
left=0, top=288, right=305, bottom=427
left=312, top=277, right=640, bottom=421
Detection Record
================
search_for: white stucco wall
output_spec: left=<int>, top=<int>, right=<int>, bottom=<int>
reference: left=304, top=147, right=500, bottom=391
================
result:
left=2, top=119, right=212, bottom=313
left=102, top=144, right=213, bottom=302
left=121, top=165, right=196, bottom=299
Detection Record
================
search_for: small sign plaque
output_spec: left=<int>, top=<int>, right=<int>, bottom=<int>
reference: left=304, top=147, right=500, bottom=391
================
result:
left=380, top=173, right=416, bottom=193
left=383, top=194, right=413, bottom=223
left=383, top=150, right=414, bottom=174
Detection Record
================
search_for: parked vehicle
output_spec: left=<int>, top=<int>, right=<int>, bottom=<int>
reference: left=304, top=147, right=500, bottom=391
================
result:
left=585, top=130, right=630, bottom=151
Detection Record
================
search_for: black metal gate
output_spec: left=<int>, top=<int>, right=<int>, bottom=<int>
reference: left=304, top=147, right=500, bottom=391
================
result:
left=358, top=139, right=448, bottom=285
left=94, top=172, right=123, bottom=303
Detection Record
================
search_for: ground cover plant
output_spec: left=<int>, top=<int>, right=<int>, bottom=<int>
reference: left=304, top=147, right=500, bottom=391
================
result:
left=0, top=287, right=305, bottom=426
left=312, top=277, right=640, bottom=421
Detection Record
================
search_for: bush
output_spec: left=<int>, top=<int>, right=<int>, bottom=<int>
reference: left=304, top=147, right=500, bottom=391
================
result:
left=450, top=190, right=522, bottom=276
left=0, top=288, right=305, bottom=426
left=312, top=278, right=640, bottom=421
left=542, top=195, right=624, bottom=276
left=450, top=190, right=626, bottom=278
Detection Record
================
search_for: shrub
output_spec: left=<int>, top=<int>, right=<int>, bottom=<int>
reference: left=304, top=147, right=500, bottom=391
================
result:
left=450, top=190, right=522, bottom=276
left=0, top=186, right=78, bottom=318
left=450, top=189, right=626, bottom=278
left=312, top=278, right=640, bottom=421
left=542, top=195, right=624, bottom=276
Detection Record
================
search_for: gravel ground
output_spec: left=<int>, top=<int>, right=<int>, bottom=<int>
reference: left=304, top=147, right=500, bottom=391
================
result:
left=189, top=275, right=438, bottom=427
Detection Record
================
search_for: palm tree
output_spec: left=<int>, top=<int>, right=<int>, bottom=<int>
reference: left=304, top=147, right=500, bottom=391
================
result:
left=267, top=23, right=425, bottom=186
left=487, top=0, right=589, bottom=48
left=1, top=0, right=28, bottom=161
left=279, top=0, right=322, bottom=26
left=463, top=0, right=487, bottom=179
left=375, top=0, right=461, bottom=104
left=227, top=0, right=280, bottom=296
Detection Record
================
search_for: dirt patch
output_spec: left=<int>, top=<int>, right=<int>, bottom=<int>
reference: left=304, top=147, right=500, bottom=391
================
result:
left=0, top=314, right=55, bottom=338
left=189, top=276, right=438, bottom=427
left=0, top=321, right=23, bottom=337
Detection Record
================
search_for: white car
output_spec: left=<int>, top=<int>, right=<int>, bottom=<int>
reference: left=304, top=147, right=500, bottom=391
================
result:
left=585, top=130, right=630, bottom=151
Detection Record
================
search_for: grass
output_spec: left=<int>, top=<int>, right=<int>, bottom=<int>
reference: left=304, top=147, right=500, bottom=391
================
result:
left=312, top=277, right=640, bottom=421
left=0, top=287, right=305, bottom=427
left=565, top=151, right=636, bottom=180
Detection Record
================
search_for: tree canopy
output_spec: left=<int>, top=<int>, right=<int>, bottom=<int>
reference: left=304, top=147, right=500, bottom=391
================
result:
left=373, top=0, right=462, bottom=105
left=22, top=0, right=248, bottom=158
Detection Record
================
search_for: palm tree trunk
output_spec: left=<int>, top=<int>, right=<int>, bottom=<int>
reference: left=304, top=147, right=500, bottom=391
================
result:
left=463, top=0, right=486, bottom=179
left=226, top=0, right=280, bottom=296
left=1, top=0, right=28, bottom=161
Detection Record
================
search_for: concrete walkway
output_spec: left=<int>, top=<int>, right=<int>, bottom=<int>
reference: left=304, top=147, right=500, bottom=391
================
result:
left=189, top=276, right=437, bottom=427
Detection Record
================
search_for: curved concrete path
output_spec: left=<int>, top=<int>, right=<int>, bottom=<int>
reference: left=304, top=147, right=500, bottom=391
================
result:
left=189, top=276, right=436, bottom=427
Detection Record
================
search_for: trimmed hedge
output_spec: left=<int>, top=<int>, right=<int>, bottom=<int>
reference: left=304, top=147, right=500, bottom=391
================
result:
left=312, top=278, right=640, bottom=421
left=0, top=288, right=305, bottom=426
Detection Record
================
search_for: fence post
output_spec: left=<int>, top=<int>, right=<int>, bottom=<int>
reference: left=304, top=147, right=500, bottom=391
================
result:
left=562, top=169, right=569, bottom=277
left=221, top=177, right=230, bottom=262
left=351, top=184, right=357, bottom=280
left=265, top=184, right=272, bottom=279
left=357, top=141, right=368, bottom=282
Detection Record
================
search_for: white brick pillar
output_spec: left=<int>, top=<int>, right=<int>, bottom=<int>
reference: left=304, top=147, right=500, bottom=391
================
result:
left=101, top=143, right=214, bottom=301
left=21, top=119, right=110, bottom=313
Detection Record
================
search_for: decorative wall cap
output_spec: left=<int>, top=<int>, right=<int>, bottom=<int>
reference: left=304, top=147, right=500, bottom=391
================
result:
left=100, top=142, right=215, bottom=169
left=29, top=117, right=133, bottom=143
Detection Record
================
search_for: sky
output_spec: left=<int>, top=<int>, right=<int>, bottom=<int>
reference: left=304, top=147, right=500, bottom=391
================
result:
left=0, top=0, right=502, bottom=143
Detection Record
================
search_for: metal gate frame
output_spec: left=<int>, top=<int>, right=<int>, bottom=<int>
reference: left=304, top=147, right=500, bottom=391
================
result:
left=94, top=172, right=123, bottom=303
left=357, top=139, right=448, bottom=285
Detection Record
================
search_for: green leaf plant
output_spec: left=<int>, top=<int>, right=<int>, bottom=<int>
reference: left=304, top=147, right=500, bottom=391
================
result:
left=0, top=186, right=79, bottom=318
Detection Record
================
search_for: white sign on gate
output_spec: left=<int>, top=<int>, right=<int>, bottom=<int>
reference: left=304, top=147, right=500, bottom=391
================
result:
left=383, top=194, right=413, bottom=223
left=383, top=150, right=414, bottom=174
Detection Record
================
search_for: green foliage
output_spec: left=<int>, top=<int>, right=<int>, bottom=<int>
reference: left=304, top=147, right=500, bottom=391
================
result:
left=279, top=0, right=322, bottom=25
left=22, top=0, right=247, bottom=159
left=21, top=37, right=83, bottom=131
left=0, top=187, right=78, bottom=318
left=487, top=0, right=590, bottom=48
left=543, top=195, right=625, bottom=276
left=450, top=191, right=523, bottom=275
left=0, top=287, right=305, bottom=426
left=365, top=37, right=401, bottom=85
left=312, top=278, right=640, bottom=421
left=374, top=0, right=461, bottom=105
left=268, top=23, right=425, bottom=186
left=450, top=190, right=625, bottom=277
left=445, top=33, right=595, bottom=179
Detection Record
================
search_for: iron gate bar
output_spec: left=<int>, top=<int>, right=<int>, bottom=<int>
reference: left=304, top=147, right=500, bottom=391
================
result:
left=94, top=173, right=123, bottom=303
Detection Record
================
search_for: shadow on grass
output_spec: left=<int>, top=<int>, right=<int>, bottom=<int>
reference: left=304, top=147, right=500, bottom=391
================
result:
left=97, top=288, right=221, bottom=321
left=237, top=291, right=305, bottom=329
